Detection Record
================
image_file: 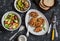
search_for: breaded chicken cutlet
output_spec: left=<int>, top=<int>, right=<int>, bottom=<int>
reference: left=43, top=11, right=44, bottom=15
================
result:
left=29, top=12, right=38, bottom=18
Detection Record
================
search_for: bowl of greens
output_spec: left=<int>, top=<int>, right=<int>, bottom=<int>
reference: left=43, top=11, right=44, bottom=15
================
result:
left=1, top=11, right=21, bottom=31
left=14, top=0, right=31, bottom=13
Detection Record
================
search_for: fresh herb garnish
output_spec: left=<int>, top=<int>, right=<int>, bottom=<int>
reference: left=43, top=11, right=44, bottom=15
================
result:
left=42, top=24, right=45, bottom=31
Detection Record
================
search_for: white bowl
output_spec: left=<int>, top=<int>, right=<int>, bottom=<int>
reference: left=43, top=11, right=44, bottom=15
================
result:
left=1, top=11, right=21, bottom=31
left=18, top=35, right=27, bottom=41
left=14, top=0, right=31, bottom=13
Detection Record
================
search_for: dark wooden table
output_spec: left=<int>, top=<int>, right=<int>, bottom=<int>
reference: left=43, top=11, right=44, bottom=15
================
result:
left=0, top=0, right=60, bottom=41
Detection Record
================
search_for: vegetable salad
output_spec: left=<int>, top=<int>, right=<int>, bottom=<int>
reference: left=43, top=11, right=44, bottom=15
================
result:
left=4, top=13, right=19, bottom=30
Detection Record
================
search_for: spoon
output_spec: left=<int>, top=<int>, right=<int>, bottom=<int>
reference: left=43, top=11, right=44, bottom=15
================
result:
left=9, top=25, right=25, bottom=41
left=26, top=28, right=29, bottom=37
left=17, top=28, right=29, bottom=41
left=26, top=16, right=31, bottom=37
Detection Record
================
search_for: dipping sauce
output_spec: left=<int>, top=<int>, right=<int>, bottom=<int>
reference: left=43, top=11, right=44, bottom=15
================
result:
left=18, top=35, right=27, bottom=41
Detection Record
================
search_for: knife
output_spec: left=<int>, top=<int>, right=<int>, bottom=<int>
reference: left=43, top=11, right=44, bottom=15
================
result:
left=51, top=24, right=55, bottom=41
left=48, top=12, right=54, bottom=34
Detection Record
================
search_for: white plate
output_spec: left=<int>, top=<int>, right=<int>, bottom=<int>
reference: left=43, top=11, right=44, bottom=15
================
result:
left=25, top=9, right=49, bottom=35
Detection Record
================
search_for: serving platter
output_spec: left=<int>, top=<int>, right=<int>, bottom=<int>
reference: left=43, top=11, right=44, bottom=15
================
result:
left=25, top=9, right=49, bottom=35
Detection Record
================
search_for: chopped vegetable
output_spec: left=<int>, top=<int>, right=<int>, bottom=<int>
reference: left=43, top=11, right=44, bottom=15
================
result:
left=5, top=24, right=9, bottom=28
left=4, top=13, right=19, bottom=30
left=16, top=0, right=29, bottom=11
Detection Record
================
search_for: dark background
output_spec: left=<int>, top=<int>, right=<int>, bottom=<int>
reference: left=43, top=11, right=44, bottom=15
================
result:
left=0, top=0, right=60, bottom=41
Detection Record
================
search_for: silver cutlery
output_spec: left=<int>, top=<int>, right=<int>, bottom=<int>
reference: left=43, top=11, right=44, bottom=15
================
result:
left=47, top=12, right=58, bottom=40
left=26, top=28, right=29, bottom=37
left=48, top=23, right=52, bottom=34
left=53, top=16, right=58, bottom=38
left=26, top=16, right=31, bottom=37
left=9, top=25, right=25, bottom=41
left=48, top=12, right=54, bottom=34
left=51, top=15, right=58, bottom=41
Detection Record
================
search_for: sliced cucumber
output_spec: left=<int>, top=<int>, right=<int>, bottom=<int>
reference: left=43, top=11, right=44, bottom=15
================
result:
left=5, top=24, right=9, bottom=29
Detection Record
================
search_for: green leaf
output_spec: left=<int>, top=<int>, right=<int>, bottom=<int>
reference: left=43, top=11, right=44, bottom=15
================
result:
left=42, top=24, right=45, bottom=31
